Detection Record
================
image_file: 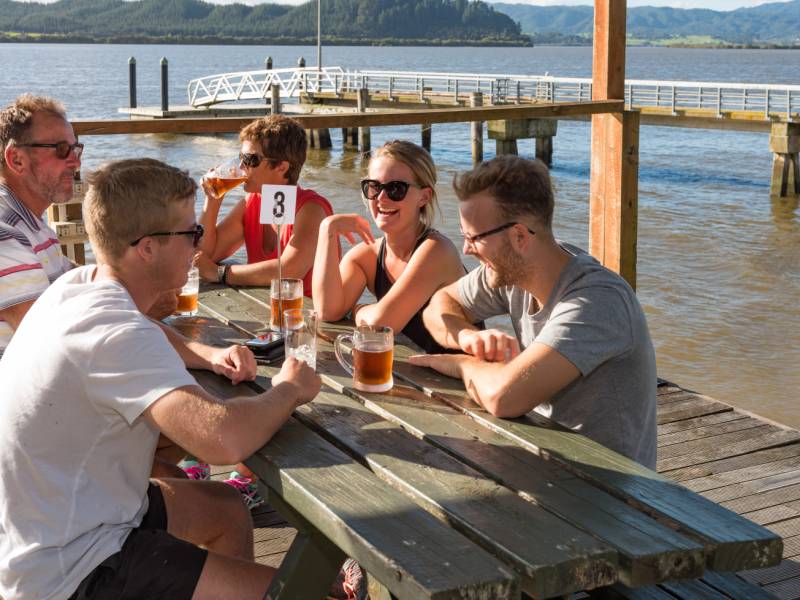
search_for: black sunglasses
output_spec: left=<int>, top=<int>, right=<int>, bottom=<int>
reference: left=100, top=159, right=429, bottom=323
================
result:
left=360, top=179, right=421, bottom=202
left=461, top=222, right=535, bottom=246
left=130, top=224, right=204, bottom=248
left=16, top=141, right=84, bottom=160
left=239, top=152, right=279, bottom=169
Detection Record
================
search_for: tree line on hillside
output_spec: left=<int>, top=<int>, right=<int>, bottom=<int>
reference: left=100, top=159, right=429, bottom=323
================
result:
left=494, top=0, right=800, bottom=46
left=0, top=0, right=530, bottom=45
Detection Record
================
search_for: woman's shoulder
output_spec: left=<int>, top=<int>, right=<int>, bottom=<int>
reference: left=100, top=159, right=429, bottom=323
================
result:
left=416, top=229, right=461, bottom=259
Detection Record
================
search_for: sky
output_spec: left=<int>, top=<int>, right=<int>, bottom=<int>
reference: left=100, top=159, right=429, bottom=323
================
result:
left=14, top=0, right=786, bottom=9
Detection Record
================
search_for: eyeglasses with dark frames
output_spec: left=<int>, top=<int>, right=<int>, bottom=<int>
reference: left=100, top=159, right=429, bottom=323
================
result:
left=129, top=224, right=204, bottom=248
left=360, top=179, right=421, bottom=202
left=16, top=141, right=84, bottom=160
left=461, top=222, right=535, bottom=246
left=239, top=152, right=278, bottom=169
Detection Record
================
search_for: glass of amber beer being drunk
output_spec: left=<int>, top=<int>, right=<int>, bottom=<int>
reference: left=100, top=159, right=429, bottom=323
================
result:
left=334, top=325, right=393, bottom=392
left=270, top=278, right=303, bottom=331
left=175, top=266, right=200, bottom=316
left=204, top=157, right=248, bottom=197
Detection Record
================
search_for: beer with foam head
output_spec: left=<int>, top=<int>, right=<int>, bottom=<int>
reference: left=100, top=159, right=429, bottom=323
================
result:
left=334, top=325, right=394, bottom=392
left=270, top=278, right=303, bottom=331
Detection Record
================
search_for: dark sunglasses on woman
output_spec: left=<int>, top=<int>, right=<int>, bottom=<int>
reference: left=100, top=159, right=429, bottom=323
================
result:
left=360, top=179, right=421, bottom=202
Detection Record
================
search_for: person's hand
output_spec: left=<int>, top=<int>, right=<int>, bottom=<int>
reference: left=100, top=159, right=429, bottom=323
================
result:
left=457, top=329, right=520, bottom=362
left=147, top=289, right=179, bottom=321
left=408, top=353, right=465, bottom=379
left=271, top=357, right=321, bottom=407
left=321, top=214, right=375, bottom=246
left=200, top=173, right=223, bottom=204
left=195, top=252, right=219, bottom=283
left=210, top=345, right=257, bottom=385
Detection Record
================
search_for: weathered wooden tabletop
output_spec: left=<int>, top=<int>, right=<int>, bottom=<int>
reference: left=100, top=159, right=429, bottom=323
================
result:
left=169, top=283, right=783, bottom=600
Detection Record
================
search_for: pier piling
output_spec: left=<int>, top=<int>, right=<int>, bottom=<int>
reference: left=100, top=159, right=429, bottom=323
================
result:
left=470, top=92, right=483, bottom=166
left=770, top=122, right=800, bottom=197
left=421, top=124, right=431, bottom=151
left=270, top=84, right=281, bottom=115
left=159, top=57, right=169, bottom=112
left=128, top=57, right=137, bottom=109
left=357, top=88, right=371, bottom=156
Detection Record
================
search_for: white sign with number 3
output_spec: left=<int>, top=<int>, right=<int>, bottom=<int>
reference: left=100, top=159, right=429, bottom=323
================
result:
left=259, top=185, right=297, bottom=225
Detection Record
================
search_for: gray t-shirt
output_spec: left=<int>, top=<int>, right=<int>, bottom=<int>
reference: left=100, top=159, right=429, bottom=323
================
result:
left=458, top=243, right=657, bottom=468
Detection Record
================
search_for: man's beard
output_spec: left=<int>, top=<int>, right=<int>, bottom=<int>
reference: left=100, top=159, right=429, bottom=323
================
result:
left=487, top=238, right=527, bottom=288
left=30, top=163, right=73, bottom=205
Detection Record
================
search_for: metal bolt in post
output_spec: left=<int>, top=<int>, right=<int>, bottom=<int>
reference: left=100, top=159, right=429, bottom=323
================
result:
left=128, top=57, right=137, bottom=109
left=159, top=57, right=169, bottom=113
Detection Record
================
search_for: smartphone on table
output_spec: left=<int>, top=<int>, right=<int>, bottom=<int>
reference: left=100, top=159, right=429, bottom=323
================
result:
left=244, top=332, right=285, bottom=364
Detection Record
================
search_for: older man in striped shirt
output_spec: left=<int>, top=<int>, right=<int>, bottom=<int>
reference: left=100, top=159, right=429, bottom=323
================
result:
left=0, top=94, right=79, bottom=357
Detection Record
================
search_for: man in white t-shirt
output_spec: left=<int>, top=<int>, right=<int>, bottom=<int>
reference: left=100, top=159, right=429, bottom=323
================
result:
left=412, top=156, right=657, bottom=468
left=0, top=158, right=321, bottom=600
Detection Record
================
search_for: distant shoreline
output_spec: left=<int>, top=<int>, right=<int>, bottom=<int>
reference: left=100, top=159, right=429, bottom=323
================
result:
left=2, top=34, right=797, bottom=49
left=0, top=33, right=532, bottom=48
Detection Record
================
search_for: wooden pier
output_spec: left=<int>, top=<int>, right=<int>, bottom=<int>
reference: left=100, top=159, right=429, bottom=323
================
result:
left=214, top=378, right=800, bottom=599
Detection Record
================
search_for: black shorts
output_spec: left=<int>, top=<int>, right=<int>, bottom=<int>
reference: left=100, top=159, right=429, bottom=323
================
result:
left=68, top=482, right=208, bottom=600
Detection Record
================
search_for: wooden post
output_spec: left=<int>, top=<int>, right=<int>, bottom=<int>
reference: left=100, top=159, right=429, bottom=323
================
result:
left=421, top=124, right=431, bottom=151
left=536, top=137, right=553, bottom=166
left=47, top=173, right=87, bottom=265
left=128, top=57, right=137, bottom=109
left=589, top=0, right=638, bottom=289
left=470, top=92, right=483, bottom=166
left=159, top=57, right=169, bottom=113
left=357, top=87, right=371, bottom=156
left=308, top=128, right=332, bottom=149
left=270, top=84, right=280, bottom=115
left=770, top=122, right=800, bottom=197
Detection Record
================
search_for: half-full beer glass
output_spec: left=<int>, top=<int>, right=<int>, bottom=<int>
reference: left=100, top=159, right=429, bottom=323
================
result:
left=270, top=278, right=303, bottom=331
left=174, top=266, right=200, bottom=316
left=205, top=157, right=247, bottom=197
left=334, top=325, right=393, bottom=392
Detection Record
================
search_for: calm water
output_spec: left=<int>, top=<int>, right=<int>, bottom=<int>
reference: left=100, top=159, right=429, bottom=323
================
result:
left=1, top=44, right=798, bottom=426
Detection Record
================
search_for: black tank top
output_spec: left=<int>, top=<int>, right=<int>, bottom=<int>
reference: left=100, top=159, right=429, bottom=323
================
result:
left=374, top=229, right=456, bottom=355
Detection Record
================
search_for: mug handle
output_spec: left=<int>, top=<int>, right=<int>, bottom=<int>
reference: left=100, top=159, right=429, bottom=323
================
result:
left=333, top=333, right=355, bottom=377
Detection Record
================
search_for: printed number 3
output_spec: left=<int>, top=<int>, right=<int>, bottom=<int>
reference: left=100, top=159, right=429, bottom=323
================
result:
left=273, top=191, right=285, bottom=219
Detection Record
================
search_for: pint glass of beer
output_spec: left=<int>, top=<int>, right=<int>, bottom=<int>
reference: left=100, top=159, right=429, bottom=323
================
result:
left=334, top=325, right=393, bottom=392
left=175, top=266, right=200, bottom=316
left=270, top=278, right=303, bottom=331
left=204, top=157, right=247, bottom=198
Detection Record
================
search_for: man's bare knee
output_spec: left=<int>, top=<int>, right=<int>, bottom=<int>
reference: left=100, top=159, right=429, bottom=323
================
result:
left=192, top=552, right=274, bottom=600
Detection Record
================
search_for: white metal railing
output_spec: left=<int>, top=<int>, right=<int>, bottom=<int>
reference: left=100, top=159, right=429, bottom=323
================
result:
left=187, top=68, right=800, bottom=119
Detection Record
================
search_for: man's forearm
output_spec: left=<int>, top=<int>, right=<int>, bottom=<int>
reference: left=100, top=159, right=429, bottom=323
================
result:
left=423, top=290, right=475, bottom=349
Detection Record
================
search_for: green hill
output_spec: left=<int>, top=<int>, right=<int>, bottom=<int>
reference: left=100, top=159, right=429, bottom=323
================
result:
left=493, top=0, right=800, bottom=46
left=0, top=0, right=530, bottom=46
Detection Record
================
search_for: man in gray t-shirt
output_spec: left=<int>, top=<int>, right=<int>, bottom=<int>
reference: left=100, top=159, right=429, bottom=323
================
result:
left=412, top=155, right=657, bottom=468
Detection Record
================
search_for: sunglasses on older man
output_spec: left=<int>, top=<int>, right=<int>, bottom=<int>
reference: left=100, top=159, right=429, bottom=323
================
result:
left=129, top=224, right=204, bottom=248
left=16, top=140, right=84, bottom=160
left=360, top=179, right=421, bottom=202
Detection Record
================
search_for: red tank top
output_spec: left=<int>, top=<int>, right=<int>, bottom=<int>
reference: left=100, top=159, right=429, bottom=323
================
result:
left=243, top=187, right=333, bottom=297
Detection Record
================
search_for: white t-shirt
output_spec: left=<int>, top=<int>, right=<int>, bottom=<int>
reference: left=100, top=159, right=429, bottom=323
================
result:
left=0, top=266, right=197, bottom=600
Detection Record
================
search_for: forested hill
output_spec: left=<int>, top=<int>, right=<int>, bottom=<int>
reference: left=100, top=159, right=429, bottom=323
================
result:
left=0, top=0, right=530, bottom=46
left=493, top=0, right=800, bottom=46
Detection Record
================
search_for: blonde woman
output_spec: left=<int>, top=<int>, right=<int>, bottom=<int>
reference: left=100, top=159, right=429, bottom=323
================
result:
left=313, top=140, right=465, bottom=353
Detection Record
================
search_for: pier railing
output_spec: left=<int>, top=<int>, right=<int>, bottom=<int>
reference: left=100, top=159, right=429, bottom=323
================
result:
left=188, top=67, right=800, bottom=120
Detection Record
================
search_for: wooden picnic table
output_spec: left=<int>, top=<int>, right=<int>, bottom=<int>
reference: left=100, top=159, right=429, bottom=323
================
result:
left=169, top=283, right=783, bottom=600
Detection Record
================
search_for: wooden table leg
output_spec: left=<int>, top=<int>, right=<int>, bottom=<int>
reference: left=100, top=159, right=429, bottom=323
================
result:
left=261, top=487, right=346, bottom=600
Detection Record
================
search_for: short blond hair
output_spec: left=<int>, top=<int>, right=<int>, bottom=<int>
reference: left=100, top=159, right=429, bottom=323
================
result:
left=0, top=94, right=67, bottom=169
left=371, top=140, right=439, bottom=230
left=84, top=158, right=197, bottom=263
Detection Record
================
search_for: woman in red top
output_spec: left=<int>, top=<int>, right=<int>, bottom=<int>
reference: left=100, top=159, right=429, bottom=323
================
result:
left=196, top=115, right=333, bottom=297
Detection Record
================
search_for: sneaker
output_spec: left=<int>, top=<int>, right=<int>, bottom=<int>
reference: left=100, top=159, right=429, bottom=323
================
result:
left=180, top=459, right=210, bottom=481
left=329, top=558, right=367, bottom=600
left=224, top=471, right=265, bottom=510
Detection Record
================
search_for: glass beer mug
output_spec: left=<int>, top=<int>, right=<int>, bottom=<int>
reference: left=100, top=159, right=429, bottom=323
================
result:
left=334, top=325, right=393, bottom=392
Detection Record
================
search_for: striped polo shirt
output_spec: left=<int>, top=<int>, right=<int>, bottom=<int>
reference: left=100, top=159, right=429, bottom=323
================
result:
left=0, top=184, right=72, bottom=356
